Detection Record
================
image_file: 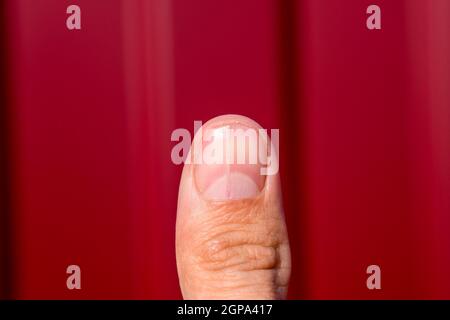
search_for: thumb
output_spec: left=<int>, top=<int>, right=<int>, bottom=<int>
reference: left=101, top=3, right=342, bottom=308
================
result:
left=175, top=114, right=291, bottom=299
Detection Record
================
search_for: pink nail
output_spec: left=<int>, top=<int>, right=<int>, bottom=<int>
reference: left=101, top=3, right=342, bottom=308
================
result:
left=194, top=124, right=266, bottom=200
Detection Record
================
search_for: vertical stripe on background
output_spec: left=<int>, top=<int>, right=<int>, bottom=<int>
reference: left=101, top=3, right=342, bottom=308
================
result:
left=405, top=0, right=450, bottom=298
left=0, top=0, right=12, bottom=300
left=122, top=0, right=180, bottom=299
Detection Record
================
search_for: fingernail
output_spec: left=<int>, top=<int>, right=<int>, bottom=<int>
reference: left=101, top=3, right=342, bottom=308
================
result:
left=194, top=124, right=266, bottom=201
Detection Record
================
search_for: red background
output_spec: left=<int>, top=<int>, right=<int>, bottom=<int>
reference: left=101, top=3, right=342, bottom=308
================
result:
left=1, top=0, right=449, bottom=299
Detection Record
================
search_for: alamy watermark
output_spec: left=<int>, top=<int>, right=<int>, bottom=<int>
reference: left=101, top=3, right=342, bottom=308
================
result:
left=170, top=121, right=279, bottom=175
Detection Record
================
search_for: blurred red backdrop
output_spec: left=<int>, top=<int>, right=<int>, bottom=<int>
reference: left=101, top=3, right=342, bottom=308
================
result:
left=1, top=0, right=449, bottom=299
